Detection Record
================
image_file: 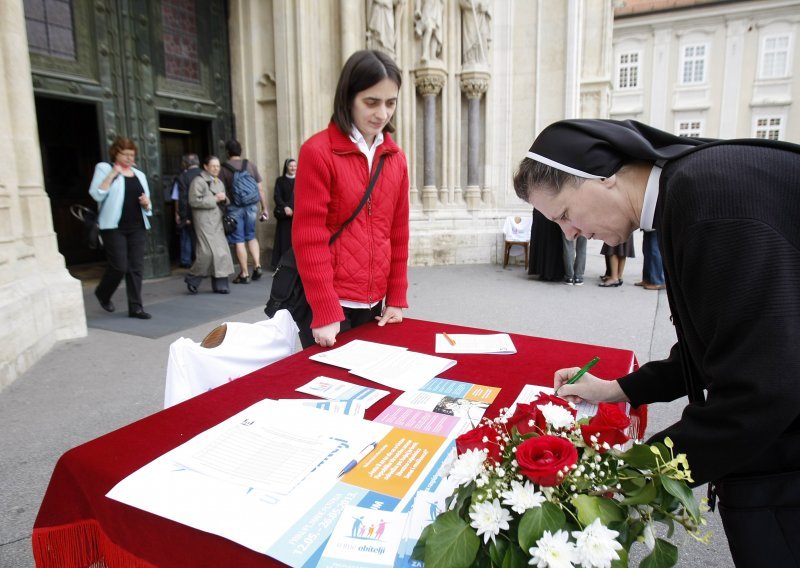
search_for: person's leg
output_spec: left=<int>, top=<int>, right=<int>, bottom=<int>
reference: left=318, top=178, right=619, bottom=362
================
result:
left=124, top=228, right=148, bottom=316
left=643, top=231, right=665, bottom=286
left=95, top=229, right=126, bottom=310
left=179, top=226, right=193, bottom=267
left=247, top=238, right=263, bottom=279
left=561, top=235, right=575, bottom=284
left=599, top=255, right=623, bottom=287
left=233, top=243, right=250, bottom=281
left=573, top=236, right=587, bottom=284
left=617, top=256, right=627, bottom=282
left=211, top=276, right=229, bottom=293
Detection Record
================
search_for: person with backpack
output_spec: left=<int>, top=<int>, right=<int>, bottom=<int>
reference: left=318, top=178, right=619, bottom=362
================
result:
left=219, top=139, right=268, bottom=283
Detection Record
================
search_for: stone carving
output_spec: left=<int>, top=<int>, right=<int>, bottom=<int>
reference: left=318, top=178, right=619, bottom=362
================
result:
left=414, top=0, right=443, bottom=63
left=460, top=0, right=491, bottom=66
left=367, top=0, right=406, bottom=56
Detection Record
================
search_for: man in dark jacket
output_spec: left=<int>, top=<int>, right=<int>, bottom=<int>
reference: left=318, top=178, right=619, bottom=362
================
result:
left=172, top=154, right=202, bottom=267
left=513, top=119, right=800, bottom=567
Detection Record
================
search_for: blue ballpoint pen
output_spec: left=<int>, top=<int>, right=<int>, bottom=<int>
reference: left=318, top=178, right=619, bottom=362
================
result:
left=337, top=441, right=378, bottom=478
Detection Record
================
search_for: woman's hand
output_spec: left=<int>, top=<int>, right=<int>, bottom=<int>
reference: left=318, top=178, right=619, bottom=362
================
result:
left=284, top=206, right=293, bottom=217
left=313, top=321, right=340, bottom=348
left=138, top=193, right=150, bottom=210
left=554, top=369, right=629, bottom=404
left=215, top=192, right=227, bottom=203
left=375, top=306, right=403, bottom=327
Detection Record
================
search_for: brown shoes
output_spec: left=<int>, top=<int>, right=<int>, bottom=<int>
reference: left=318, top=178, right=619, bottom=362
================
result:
left=643, top=282, right=665, bottom=290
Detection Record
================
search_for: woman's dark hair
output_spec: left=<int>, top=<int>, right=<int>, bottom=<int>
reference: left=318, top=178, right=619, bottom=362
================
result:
left=108, top=137, right=137, bottom=163
left=282, top=158, right=297, bottom=177
left=332, top=49, right=402, bottom=135
left=203, top=155, right=220, bottom=167
left=513, top=159, right=582, bottom=202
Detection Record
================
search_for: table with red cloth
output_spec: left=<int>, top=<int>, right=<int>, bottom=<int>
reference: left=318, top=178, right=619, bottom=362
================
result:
left=33, top=318, right=645, bottom=568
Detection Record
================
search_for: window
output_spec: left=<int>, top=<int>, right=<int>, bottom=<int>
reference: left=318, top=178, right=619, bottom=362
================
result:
left=760, top=35, right=790, bottom=79
left=753, top=116, right=783, bottom=140
left=162, top=0, right=201, bottom=84
left=677, top=120, right=703, bottom=138
left=680, top=44, right=706, bottom=84
left=617, top=52, right=640, bottom=89
left=23, top=0, right=76, bottom=60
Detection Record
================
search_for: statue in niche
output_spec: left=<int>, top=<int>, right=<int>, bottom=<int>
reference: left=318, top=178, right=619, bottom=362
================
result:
left=414, top=0, right=443, bottom=63
left=460, top=0, right=491, bottom=65
left=367, top=0, right=406, bottom=56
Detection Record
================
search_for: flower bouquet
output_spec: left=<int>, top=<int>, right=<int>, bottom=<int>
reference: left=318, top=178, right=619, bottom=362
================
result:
left=412, top=393, right=705, bottom=568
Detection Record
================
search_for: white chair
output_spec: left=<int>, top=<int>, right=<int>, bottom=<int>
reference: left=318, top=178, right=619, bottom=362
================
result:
left=164, top=310, right=298, bottom=408
left=502, top=215, right=532, bottom=269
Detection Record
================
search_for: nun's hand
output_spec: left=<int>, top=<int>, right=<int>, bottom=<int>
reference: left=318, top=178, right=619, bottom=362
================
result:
left=554, top=369, right=629, bottom=404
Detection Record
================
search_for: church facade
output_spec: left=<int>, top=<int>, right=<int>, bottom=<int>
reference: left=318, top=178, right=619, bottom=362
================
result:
left=1, top=0, right=614, bottom=389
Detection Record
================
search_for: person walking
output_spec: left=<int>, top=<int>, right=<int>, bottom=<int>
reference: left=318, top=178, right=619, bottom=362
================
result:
left=292, top=49, right=410, bottom=349
left=184, top=156, right=234, bottom=294
left=219, top=139, right=268, bottom=283
left=89, top=136, right=153, bottom=319
left=514, top=118, right=800, bottom=567
left=172, top=154, right=202, bottom=268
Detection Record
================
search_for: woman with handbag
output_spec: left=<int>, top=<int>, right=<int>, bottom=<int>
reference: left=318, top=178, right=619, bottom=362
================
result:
left=184, top=156, right=235, bottom=294
left=292, top=49, right=410, bottom=349
left=89, top=137, right=153, bottom=319
left=270, top=158, right=297, bottom=271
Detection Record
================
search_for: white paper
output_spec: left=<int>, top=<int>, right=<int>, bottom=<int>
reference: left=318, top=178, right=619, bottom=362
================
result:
left=107, top=400, right=391, bottom=557
left=295, top=376, right=390, bottom=409
left=508, top=385, right=601, bottom=420
left=434, top=333, right=517, bottom=355
left=318, top=506, right=406, bottom=567
left=278, top=398, right=367, bottom=418
left=309, top=339, right=407, bottom=370
left=350, top=349, right=457, bottom=391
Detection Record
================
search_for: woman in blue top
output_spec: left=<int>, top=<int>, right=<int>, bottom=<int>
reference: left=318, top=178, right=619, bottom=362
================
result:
left=88, top=137, right=153, bottom=319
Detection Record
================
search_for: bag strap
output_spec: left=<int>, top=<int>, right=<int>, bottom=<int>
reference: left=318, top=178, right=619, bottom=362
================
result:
left=328, top=154, right=386, bottom=245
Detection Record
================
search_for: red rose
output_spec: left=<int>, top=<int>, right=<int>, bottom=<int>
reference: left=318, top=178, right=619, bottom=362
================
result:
left=580, top=403, right=631, bottom=452
left=505, top=403, right=542, bottom=436
left=516, top=435, right=578, bottom=487
left=456, top=425, right=503, bottom=464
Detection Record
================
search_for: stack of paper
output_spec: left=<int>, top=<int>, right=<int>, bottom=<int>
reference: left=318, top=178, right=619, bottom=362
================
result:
left=310, top=340, right=457, bottom=391
left=435, top=333, right=517, bottom=354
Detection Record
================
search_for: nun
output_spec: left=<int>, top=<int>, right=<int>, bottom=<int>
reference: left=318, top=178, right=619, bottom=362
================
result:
left=513, top=119, right=800, bottom=567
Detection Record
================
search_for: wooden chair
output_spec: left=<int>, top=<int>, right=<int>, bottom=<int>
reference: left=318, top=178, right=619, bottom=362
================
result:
left=502, top=215, right=532, bottom=269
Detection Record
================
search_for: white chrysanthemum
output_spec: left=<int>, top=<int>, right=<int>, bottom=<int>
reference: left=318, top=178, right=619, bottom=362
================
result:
left=571, top=518, right=623, bottom=568
left=529, top=530, right=576, bottom=568
left=539, top=402, right=575, bottom=430
left=501, top=480, right=546, bottom=514
left=448, top=449, right=487, bottom=486
left=468, top=498, right=512, bottom=544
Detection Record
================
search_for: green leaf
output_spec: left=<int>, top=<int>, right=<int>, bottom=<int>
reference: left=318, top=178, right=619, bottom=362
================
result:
left=571, top=494, right=625, bottom=526
left=501, top=542, right=530, bottom=568
left=618, top=444, right=660, bottom=469
left=660, top=476, right=701, bottom=520
left=489, top=537, right=509, bottom=566
left=518, top=502, right=565, bottom=551
left=620, top=480, right=658, bottom=505
left=411, top=523, right=432, bottom=561
left=423, top=511, right=480, bottom=568
left=640, top=538, right=678, bottom=568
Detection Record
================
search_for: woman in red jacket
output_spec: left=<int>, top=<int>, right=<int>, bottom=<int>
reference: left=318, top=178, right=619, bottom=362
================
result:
left=293, top=50, right=410, bottom=348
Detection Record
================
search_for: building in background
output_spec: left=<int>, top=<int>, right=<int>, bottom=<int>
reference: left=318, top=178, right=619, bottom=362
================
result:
left=612, top=0, right=800, bottom=141
left=0, top=0, right=617, bottom=390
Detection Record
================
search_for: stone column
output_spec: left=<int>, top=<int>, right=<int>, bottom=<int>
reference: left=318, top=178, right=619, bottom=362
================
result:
left=459, top=68, right=489, bottom=209
left=413, top=65, right=446, bottom=211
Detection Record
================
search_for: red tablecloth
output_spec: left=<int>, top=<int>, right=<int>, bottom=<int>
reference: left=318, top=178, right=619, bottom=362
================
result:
left=32, top=318, right=643, bottom=567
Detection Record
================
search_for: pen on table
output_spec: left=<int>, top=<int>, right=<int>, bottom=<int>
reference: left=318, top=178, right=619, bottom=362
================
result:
left=555, top=356, right=600, bottom=396
left=442, top=332, right=456, bottom=346
left=337, top=441, right=377, bottom=478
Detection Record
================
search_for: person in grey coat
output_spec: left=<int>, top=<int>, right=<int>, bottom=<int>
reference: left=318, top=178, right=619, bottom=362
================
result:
left=184, top=156, right=234, bottom=294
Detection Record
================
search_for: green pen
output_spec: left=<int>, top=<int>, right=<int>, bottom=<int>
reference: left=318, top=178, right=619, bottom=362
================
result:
left=566, top=356, right=600, bottom=386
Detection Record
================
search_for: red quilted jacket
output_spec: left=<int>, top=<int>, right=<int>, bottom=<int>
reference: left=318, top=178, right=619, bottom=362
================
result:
left=292, top=122, right=410, bottom=328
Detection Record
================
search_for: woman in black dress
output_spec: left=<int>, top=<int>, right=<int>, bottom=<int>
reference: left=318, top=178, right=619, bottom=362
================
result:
left=270, top=158, right=296, bottom=270
left=528, top=207, right=565, bottom=281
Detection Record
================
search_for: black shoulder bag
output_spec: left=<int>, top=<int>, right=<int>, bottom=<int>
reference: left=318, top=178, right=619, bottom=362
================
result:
left=265, top=155, right=386, bottom=322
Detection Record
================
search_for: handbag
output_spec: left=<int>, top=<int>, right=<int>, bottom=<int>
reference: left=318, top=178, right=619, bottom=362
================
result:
left=265, top=155, right=386, bottom=321
left=70, top=204, right=103, bottom=250
left=222, top=208, right=238, bottom=235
